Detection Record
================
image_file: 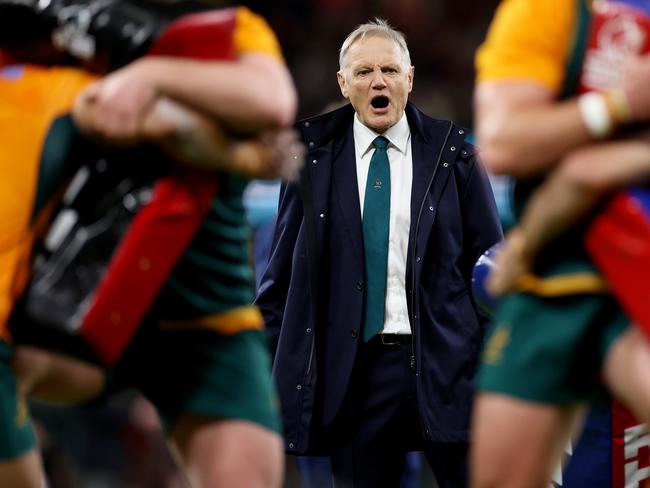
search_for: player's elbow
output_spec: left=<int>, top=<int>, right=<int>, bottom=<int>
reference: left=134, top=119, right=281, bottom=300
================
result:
left=477, top=137, right=523, bottom=177
left=263, top=88, right=298, bottom=128
left=475, top=116, right=524, bottom=176
left=253, top=65, right=298, bottom=128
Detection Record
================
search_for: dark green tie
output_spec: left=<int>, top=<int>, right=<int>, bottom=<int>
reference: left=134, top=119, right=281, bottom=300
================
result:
left=362, top=136, right=391, bottom=342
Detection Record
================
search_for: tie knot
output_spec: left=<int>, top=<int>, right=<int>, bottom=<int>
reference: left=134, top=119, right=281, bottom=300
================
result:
left=372, top=136, right=389, bottom=151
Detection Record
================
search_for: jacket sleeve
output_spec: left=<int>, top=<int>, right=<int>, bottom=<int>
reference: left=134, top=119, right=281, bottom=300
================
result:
left=256, top=178, right=303, bottom=357
left=458, top=144, right=504, bottom=327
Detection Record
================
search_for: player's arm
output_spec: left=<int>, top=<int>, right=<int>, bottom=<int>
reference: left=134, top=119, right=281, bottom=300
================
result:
left=489, top=136, right=650, bottom=295
left=73, top=52, right=297, bottom=139
left=475, top=0, right=650, bottom=180
left=139, top=97, right=304, bottom=180
left=475, top=81, right=591, bottom=178
left=71, top=6, right=302, bottom=178
left=73, top=66, right=303, bottom=180
left=76, top=53, right=297, bottom=139
left=147, top=53, right=297, bottom=132
left=73, top=73, right=303, bottom=180
left=73, top=5, right=298, bottom=145
left=476, top=54, right=650, bottom=180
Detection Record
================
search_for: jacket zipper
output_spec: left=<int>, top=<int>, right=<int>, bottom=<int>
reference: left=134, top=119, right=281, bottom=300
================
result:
left=306, top=326, right=315, bottom=375
left=409, top=123, right=453, bottom=371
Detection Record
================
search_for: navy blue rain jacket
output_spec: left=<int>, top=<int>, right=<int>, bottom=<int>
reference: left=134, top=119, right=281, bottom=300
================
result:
left=257, top=102, right=503, bottom=454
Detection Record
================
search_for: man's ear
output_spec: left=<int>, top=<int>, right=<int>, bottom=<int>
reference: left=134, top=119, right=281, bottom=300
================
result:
left=337, top=71, right=349, bottom=99
left=408, top=66, right=414, bottom=93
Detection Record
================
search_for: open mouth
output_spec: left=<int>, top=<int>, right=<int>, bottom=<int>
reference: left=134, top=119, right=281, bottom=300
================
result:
left=371, top=96, right=390, bottom=109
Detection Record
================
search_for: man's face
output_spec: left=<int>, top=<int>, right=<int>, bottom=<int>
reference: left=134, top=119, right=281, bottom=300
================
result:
left=337, top=35, right=414, bottom=133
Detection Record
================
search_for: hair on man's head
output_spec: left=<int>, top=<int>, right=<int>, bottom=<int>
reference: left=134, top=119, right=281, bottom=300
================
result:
left=338, top=18, right=411, bottom=73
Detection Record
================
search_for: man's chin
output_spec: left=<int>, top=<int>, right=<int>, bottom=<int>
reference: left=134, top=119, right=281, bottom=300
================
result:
left=364, top=115, right=395, bottom=133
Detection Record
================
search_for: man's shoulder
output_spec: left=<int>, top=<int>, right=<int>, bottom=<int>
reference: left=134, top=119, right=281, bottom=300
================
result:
left=405, top=103, right=457, bottom=135
left=405, top=103, right=473, bottom=153
left=294, top=103, right=355, bottom=147
left=295, top=103, right=354, bottom=129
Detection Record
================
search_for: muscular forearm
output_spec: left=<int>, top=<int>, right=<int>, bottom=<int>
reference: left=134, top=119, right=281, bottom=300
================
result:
left=475, top=82, right=592, bottom=178
left=515, top=171, right=600, bottom=262
left=141, top=98, right=303, bottom=179
left=477, top=55, right=650, bottom=180
left=137, top=54, right=297, bottom=133
left=488, top=138, right=650, bottom=295
left=516, top=138, right=650, bottom=260
left=73, top=50, right=300, bottom=152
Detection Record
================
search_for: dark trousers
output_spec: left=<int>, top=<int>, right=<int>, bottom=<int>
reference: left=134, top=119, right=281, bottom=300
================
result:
left=326, top=337, right=468, bottom=488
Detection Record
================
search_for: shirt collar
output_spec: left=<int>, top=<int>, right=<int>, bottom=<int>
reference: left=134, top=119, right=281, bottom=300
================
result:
left=353, top=112, right=410, bottom=158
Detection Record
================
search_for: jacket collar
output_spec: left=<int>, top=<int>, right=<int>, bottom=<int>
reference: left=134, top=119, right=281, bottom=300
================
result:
left=353, top=112, right=410, bottom=157
left=297, top=101, right=438, bottom=149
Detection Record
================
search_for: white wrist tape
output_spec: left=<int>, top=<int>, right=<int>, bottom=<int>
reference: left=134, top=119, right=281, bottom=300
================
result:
left=578, top=92, right=612, bottom=139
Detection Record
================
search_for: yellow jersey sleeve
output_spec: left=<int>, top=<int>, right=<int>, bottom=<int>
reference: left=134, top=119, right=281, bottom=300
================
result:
left=0, top=66, right=96, bottom=239
left=233, top=7, right=284, bottom=61
left=0, top=65, right=96, bottom=336
left=476, top=0, right=579, bottom=93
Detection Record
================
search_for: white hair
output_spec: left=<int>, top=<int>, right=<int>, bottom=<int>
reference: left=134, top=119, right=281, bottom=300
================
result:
left=338, top=18, right=412, bottom=74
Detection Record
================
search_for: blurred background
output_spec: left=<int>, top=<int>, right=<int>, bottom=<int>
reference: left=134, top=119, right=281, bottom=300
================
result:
left=255, top=0, right=501, bottom=125
left=29, top=1, right=502, bottom=486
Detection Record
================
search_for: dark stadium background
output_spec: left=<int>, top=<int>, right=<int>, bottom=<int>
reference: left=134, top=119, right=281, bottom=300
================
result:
left=254, top=0, right=501, bottom=125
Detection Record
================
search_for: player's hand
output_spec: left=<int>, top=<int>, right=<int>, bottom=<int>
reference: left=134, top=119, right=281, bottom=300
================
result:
left=227, top=129, right=304, bottom=181
left=255, top=129, right=305, bottom=181
left=487, top=229, right=532, bottom=296
left=72, top=58, right=161, bottom=145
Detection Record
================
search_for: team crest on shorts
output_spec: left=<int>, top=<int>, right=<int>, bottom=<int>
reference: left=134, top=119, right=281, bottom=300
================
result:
left=14, top=396, right=28, bottom=428
left=482, top=322, right=511, bottom=366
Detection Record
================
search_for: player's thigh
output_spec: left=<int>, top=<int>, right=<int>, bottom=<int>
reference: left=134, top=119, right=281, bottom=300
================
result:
left=0, top=450, right=44, bottom=488
left=471, top=392, right=582, bottom=488
left=603, top=326, right=650, bottom=425
left=169, top=416, right=283, bottom=488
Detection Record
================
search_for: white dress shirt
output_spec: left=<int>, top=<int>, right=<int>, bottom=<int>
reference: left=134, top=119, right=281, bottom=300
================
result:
left=354, top=113, right=413, bottom=335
